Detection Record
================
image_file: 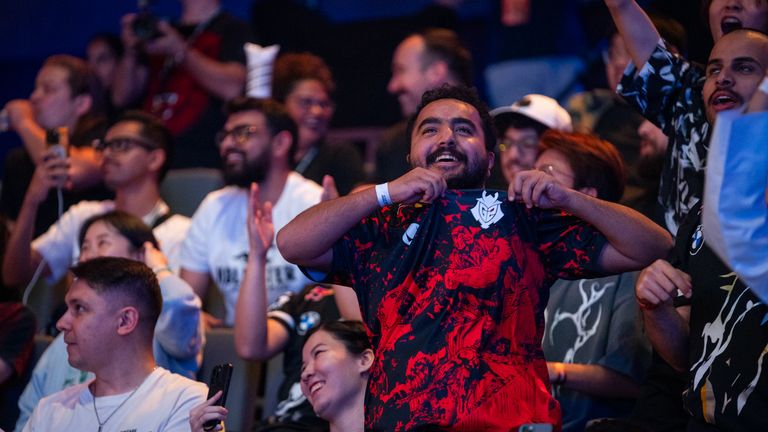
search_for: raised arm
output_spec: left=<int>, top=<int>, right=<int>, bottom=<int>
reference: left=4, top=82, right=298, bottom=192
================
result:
left=277, top=168, right=447, bottom=271
left=144, top=21, right=246, bottom=101
left=511, top=170, right=673, bottom=273
left=3, top=100, right=47, bottom=164
left=1, top=151, right=66, bottom=286
left=603, top=0, right=661, bottom=69
left=112, top=14, right=150, bottom=108
left=234, top=184, right=289, bottom=360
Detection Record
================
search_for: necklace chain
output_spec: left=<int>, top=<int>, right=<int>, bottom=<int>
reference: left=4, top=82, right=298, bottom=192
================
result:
left=92, top=370, right=154, bottom=432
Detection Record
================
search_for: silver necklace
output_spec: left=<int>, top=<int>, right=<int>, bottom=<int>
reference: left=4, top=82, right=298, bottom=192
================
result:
left=91, top=370, right=153, bottom=432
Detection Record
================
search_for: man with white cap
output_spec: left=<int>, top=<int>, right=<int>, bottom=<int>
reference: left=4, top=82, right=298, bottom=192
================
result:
left=491, top=94, right=572, bottom=184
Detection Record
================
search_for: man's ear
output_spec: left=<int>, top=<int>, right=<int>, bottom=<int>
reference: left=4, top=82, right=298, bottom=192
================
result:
left=73, top=94, right=93, bottom=117
left=271, top=130, right=292, bottom=159
left=485, top=150, right=495, bottom=178
left=147, top=149, right=166, bottom=175
left=115, top=307, right=140, bottom=336
left=358, top=348, right=375, bottom=374
left=578, top=186, right=598, bottom=198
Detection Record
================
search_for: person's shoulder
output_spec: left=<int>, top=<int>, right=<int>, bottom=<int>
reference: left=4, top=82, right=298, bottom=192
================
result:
left=157, top=214, right=191, bottom=231
left=284, top=172, right=323, bottom=200
left=195, top=186, right=245, bottom=213
left=65, top=200, right=115, bottom=217
left=152, top=368, right=207, bottom=397
left=38, top=379, right=91, bottom=407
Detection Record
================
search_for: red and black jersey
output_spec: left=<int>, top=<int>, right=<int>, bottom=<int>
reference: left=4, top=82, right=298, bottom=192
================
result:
left=324, top=190, right=607, bottom=431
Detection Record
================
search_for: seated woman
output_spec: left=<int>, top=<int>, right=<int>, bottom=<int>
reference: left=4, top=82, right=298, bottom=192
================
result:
left=15, top=211, right=202, bottom=431
left=190, top=320, right=372, bottom=432
left=300, top=320, right=372, bottom=432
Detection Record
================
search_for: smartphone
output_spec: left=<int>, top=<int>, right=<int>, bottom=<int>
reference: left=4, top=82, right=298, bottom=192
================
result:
left=203, top=363, right=233, bottom=431
left=518, top=424, right=553, bottom=432
left=46, top=127, right=68, bottom=159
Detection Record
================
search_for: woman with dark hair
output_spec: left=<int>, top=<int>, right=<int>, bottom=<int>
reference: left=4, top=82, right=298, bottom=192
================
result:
left=299, top=320, right=372, bottom=432
left=271, top=52, right=365, bottom=195
left=14, top=211, right=203, bottom=431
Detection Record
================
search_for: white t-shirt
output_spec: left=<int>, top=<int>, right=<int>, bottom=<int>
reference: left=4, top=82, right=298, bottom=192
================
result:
left=181, top=172, right=322, bottom=325
left=22, top=367, right=207, bottom=432
left=32, top=200, right=190, bottom=282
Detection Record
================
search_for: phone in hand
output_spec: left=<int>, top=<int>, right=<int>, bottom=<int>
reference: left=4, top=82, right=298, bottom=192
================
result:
left=203, top=363, right=233, bottom=431
left=46, top=127, right=68, bottom=159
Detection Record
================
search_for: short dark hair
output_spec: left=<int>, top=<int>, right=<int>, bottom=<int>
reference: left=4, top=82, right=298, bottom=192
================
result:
left=70, top=257, right=162, bottom=338
left=417, top=28, right=473, bottom=86
left=43, top=54, right=105, bottom=115
left=79, top=210, right=159, bottom=253
left=539, top=130, right=626, bottom=202
left=271, top=52, right=336, bottom=102
left=407, top=84, right=497, bottom=151
left=112, top=110, right=174, bottom=181
left=307, top=320, right=371, bottom=355
left=225, top=97, right=299, bottom=163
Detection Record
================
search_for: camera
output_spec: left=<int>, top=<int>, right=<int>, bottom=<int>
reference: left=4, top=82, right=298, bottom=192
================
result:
left=132, top=0, right=161, bottom=41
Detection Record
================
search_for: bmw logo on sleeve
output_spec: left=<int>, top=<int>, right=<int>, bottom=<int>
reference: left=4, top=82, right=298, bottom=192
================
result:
left=298, top=311, right=321, bottom=336
left=690, top=225, right=704, bottom=255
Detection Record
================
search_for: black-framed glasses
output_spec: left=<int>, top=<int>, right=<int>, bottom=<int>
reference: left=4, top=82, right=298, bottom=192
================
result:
left=499, top=137, right=539, bottom=152
left=92, top=137, right=157, bottom=153
left=215, top=125, right=262, bottom=146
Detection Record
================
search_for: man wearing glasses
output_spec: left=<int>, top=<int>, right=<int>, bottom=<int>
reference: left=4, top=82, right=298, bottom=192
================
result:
left=3, top=110, right=190, bottom=287
left=179, top=97, right=322, bottom=327
left=490, top=94, right=572, bottom=185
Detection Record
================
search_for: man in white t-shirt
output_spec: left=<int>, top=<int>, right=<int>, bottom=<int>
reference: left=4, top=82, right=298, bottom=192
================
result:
left=2, top=110, right=190, bottom=287
left=181, top=97, right=322, bottom=326
left=23, top=257, right=207, bottom=432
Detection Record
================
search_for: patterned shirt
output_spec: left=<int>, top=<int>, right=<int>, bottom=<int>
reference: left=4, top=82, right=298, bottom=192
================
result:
left=618, top=40, right=708, bottom=235
left=324, top=190, right=607, bottom=431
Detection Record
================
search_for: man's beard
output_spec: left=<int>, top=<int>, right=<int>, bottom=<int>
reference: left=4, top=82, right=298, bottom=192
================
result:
left=223, top=150, right=269, bottom=187
left=417, top=148, right=488, bottom=189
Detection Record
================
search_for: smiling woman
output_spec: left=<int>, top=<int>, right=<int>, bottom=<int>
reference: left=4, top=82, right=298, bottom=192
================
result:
left=300, top=321, right=372, bottom=432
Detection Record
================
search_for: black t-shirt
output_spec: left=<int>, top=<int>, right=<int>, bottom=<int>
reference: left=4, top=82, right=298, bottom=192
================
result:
left=266, top=284, right=340, bottom=426
left=324, top=189, right=607, bottom=431
left=675, top=203, right=768, bottom=431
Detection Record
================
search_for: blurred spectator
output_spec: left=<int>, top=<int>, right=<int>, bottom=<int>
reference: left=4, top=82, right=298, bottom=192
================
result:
left=86, top=32, right=124, bottom=119
left=0, top=55, right=111, bottom=238
left=113, top=0, right=251, bottom=168
left=373, top=28, right=472, bottom=183
left=536, top=131, right=651, bottom=431
left=491, top=93, right=572, bottom=184
left=180, top=98, right=322, bottom=327
left=271, top=53, right=365, bottom=195
left=2, top=111, right=189, bottom=290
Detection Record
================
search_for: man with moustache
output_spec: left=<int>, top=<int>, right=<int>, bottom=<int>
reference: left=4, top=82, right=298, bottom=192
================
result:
left=3, top=110, right=189, bottom=287
left=278, top=85, right=672, bottom=430
left=180, top=97, right=322, bottom=327
left=604, top=0, right=768, bottom=234
left=635, top=30, right=768, bottom=430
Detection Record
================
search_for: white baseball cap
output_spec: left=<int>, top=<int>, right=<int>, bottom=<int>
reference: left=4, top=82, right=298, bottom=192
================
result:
left=490, top=94, right=572, bottom=132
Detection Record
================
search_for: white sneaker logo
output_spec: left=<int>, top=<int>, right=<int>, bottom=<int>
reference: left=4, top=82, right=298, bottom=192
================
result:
left=402, top=223, right=420, bottom=245
left=471, top=191, right=504, bottom=229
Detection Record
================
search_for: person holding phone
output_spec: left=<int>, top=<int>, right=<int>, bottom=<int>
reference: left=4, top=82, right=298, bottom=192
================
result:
left=22, top=257, right=207, bottom=432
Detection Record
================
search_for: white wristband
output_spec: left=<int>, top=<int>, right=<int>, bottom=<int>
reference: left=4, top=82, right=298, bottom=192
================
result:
left=375, top=183, right=393, bottom=207
left=760, top=76, right=768, bottom=95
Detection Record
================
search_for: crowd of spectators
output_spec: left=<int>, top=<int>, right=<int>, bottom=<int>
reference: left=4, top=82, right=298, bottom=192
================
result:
left=1, top=0, right=767, bottom=431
